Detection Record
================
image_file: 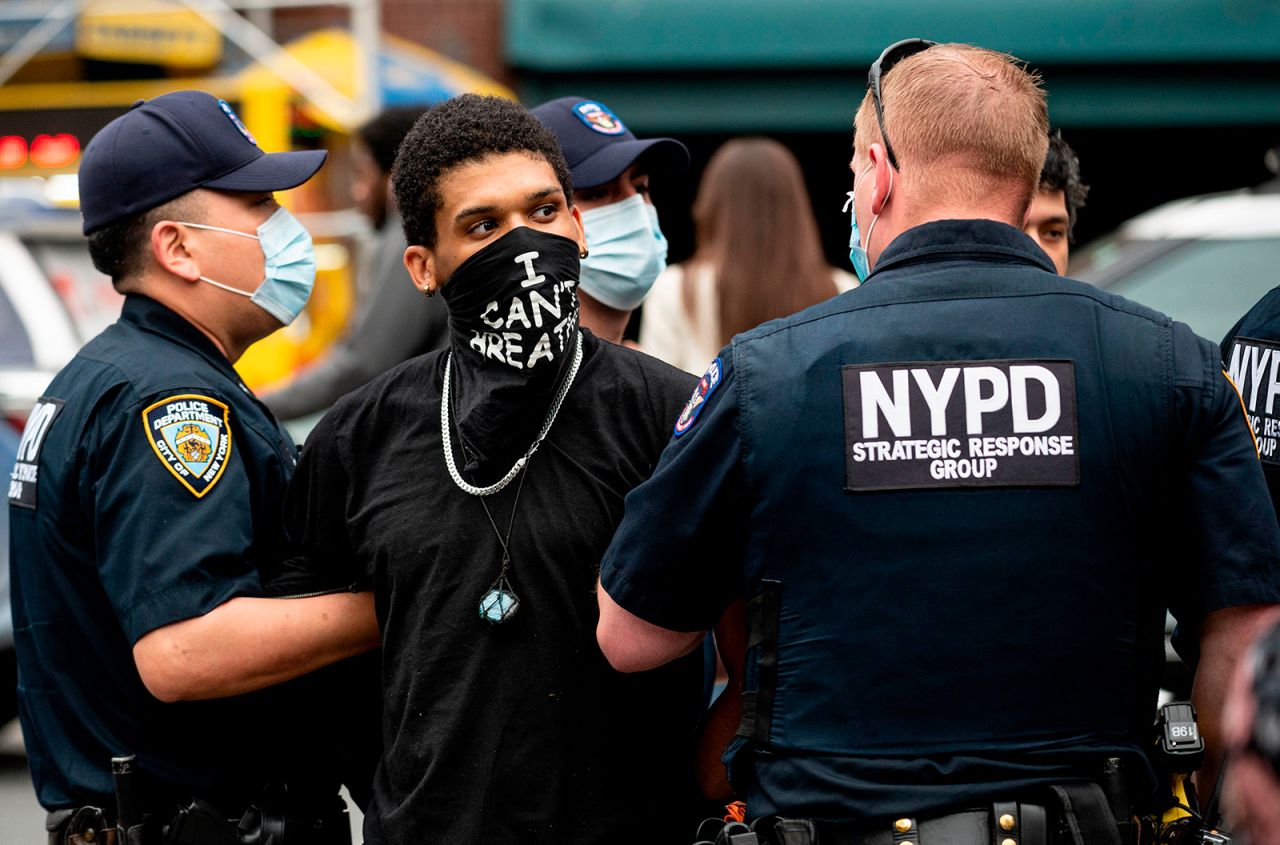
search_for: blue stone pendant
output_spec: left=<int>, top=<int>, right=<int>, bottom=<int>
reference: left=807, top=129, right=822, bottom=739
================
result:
left=479, top=576, right=520, bottom=625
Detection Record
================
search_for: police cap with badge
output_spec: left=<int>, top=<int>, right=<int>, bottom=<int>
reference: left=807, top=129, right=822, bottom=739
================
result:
left=79, top=89, right=325, bottom=234
left=530, top=96, right=688, bottom=189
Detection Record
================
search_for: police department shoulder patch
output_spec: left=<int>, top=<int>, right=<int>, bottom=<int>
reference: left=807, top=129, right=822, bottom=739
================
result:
left=572, top=100, right=627, bottom=136
left=674, top=357, right=722, bottom=437
left=142, top=394, right=232, bottom=498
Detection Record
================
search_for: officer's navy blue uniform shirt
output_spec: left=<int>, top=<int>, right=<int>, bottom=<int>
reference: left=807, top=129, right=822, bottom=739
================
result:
left=7, top=294, right=299, bottom=811
left=601, top=219, right=1280, bottom=823
left=1222, top=288, right=1280, bottom=522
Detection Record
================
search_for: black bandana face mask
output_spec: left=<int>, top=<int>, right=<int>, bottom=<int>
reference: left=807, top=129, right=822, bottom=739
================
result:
left=439, top=226, right=582, bottom=475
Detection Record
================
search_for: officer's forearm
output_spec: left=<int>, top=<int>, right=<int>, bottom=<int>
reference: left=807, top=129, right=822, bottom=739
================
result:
left=1192, top=602, right=1278, bottom=799
left=133, top=592, right=379, bottom=703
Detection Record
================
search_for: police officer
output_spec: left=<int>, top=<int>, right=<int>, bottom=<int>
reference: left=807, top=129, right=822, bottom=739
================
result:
left=1222, top=295, right=1280, bottom=522
left=532, top=96, right=689, bottom=344
left=7, top=91, right=378, bottom=843
left=595, top=41, right=1280, bottom=843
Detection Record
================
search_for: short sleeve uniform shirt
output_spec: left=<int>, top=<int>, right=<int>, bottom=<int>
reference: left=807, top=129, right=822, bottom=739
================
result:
left=8, top=294, right=299, bottom=810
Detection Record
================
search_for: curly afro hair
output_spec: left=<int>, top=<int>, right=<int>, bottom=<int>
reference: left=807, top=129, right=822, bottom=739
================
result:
left=1038, top=130, right=1090, bottom=243
left=392, top=94, right=574, bottom=248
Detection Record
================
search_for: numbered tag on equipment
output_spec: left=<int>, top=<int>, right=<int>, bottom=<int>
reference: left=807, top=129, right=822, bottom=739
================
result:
left=8, top=397, right=65, bottom=509
left=1225, top=336, right=1280, bottom=464
left=841, top=359, right=1079, bottom=491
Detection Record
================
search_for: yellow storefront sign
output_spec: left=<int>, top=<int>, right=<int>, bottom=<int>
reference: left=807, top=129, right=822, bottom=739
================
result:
left=76, top=0, right=221, bottom=68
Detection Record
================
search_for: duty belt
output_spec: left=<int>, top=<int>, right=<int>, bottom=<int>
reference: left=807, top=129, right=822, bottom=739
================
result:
left=697, top=784, right=1123, bottom=845
left=812, top=803, right=1048, bottom=845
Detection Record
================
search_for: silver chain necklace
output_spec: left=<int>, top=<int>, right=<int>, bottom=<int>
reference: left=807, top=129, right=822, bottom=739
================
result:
left=440, top=331, right=583, bottom=497
left=441, top=331, right=583, bottom=625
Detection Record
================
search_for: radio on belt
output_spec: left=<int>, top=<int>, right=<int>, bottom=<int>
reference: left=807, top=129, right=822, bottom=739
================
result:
left=1155, top=702, right=1204, bottom=773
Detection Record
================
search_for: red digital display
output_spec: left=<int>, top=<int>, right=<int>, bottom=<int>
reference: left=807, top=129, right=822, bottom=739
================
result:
left=30, top=134, right=81, bottom=169
left=0, top=133, right=81, bottom=170
left=0, top=135, right=28, bottom=170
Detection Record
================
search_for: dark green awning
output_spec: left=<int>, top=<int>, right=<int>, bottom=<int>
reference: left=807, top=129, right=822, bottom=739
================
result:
left=506, top=0, right=1280, bottom=131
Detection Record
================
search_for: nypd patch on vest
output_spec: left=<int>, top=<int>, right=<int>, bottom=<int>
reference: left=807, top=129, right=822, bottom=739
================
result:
left=1225, top=336, right=1280, bottom=464
left=674, top=357, right=722, bottom=437
left=142, top=394, right=232, bottom=498
left=8, top=396, right=65, bottom=510
left=842, top=359, right=1079, bottom=491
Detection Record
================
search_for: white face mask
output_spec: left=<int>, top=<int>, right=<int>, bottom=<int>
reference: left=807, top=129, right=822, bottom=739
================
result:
left=578, top=194, right=668, bottom=311
left=179, top=207, right=317, bottom=325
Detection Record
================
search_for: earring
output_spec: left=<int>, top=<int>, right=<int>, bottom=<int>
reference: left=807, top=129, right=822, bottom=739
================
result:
left=423, top=285, right=436, bottom=298
left=580, top=249, right=590, bottom=259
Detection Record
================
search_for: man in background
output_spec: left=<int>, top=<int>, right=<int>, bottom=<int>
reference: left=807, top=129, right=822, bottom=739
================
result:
left=263, top=107, right=448, bottom=421
left=532, top=96, right=688, bottom=344
left=1022, top=129, right=1089, bottom=275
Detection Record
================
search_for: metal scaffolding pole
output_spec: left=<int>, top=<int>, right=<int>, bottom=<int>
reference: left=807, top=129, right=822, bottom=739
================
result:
left=0, top=0, right=383, bottom=129
left=0, top=0, right=78, bottom=90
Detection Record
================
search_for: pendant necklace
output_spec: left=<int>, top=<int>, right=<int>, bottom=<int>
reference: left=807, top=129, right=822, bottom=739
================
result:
left=441, top=331, right=584, bottom=625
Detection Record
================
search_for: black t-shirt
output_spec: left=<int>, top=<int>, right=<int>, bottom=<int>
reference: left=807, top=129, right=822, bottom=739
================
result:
left=1222, top=286, right=1280, bottom=522
left=285, top=331, right=704, bottom=844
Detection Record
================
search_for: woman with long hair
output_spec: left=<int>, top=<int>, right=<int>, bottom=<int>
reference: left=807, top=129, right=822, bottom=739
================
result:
left=641, top=137, right=855, bottom=373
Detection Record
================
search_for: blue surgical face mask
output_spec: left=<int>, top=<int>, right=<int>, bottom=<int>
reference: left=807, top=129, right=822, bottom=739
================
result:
left=578, top=194, right=668, bottom=311
left=844, top=164, right=892, bottom=283
left=181, top=206, right=317, bottom=325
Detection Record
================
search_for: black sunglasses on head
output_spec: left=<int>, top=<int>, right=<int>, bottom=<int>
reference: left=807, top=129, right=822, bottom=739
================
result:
left=868, top=38, right=937, bottom=172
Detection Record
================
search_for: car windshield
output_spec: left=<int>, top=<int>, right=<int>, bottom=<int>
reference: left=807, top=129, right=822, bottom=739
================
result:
left=1080, top=237, right=1280, bottom=343
left=0, top=283, right=34, bottom=367
left=23, top=237, right=121, bottom=341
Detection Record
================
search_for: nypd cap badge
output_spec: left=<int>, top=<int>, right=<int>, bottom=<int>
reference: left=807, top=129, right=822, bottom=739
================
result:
left=572, top=100, right=627, bottom=136
left=142, top=394, right=232, bottom=498
left=218, top=99, right=258, bottom=147
left=674, top=357, right=722, bottom=437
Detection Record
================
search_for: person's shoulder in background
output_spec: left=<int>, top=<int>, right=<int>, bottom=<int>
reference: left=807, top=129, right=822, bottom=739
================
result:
left=831, top=266, right=859, bottom=293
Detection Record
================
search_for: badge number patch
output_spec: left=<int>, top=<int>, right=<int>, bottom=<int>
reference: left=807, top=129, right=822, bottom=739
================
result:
left=842, top=359, right=1079, bottom=491
left=142, top=394, right=232, bottom=498
left=674, top=357, right=722, bottom=437
left=8, top=397, right=65, bottom=510
left=1225, top=336, right=1280, bottom=465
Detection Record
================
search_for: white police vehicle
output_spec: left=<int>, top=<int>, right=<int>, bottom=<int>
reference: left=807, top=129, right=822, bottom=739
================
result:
left=1073, top=166, right=1280, bottom=345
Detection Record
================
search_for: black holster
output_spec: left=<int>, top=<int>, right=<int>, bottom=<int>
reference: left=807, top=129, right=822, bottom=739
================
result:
left=165, top=787, right=351, bottom=845
left=47, top=806, right=119, bottom=845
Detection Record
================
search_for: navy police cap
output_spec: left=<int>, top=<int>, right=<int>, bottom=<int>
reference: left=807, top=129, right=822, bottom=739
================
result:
left=79, top=90, right=327, bottom=235
left=531, top=97, right=689, bottom=190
